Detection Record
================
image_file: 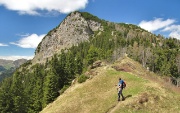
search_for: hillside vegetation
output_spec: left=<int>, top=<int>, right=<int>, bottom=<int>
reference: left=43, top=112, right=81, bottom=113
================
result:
left=41, top=57, right=180, bottom=113
left=0, top=12, right=179, bottom=113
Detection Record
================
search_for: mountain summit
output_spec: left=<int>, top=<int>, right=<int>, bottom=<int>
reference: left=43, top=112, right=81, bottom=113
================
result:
left=33, top=12, right=103, bottom=64
left=32, top=11, right=166, bottom=65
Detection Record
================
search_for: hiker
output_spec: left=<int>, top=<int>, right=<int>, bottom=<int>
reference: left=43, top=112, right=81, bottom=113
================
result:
left=117, top=78, right=125, bottom=101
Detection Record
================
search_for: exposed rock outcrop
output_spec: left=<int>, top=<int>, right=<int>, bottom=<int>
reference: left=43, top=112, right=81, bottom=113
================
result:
left=32, top=12, right=102, bottom=64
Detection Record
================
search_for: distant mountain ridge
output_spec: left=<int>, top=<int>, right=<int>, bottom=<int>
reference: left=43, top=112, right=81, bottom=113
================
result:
left=0, top=58, right=27, bottom=69
left=0, top=58, right=27, bottom=82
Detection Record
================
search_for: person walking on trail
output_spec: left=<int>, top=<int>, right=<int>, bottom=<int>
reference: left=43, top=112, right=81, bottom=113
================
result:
left=117, top=78, right=125, bottom=101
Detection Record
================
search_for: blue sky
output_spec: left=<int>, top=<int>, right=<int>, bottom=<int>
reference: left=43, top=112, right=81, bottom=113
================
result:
left=0, top=0, right=180, bottom=60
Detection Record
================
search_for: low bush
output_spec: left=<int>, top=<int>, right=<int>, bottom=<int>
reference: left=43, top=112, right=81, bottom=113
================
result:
left=78, top=74, right=89, bottom=83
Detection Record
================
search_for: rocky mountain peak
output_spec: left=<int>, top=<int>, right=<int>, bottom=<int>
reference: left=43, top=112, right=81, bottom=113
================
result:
left=32, top=12, right=103, bottom=64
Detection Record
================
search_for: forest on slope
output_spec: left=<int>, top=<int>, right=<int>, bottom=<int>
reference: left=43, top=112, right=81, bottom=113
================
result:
left=0, top=12, right=179, bottom=113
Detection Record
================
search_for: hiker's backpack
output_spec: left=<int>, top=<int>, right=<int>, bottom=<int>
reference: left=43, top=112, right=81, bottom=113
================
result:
left=123, top=81, right=126, bottom=88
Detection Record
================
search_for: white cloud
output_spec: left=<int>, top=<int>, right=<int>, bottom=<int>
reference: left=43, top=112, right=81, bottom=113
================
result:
left=162, top=25, right=180, bottom=32
left=16, top=33, right=30, bottom=37
left=169, top=32, right=180, bottom=40
left=0, top=43, right=8, bottom=46
left=0, top=0, right=88, bottom=15
left=0, top=55, right=33, bottom=61
left=138, top=18, right=180, bottom=40
left=10, top=34, right=46, bottom=48
left=162, top=25, right=180, bottom=40
left=139, top=18, right=175, bottom=32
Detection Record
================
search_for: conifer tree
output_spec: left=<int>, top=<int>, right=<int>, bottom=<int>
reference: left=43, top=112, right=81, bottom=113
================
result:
left=11, top=72, right=27, bottom=113
left=75, top=53, right=83, bottom=75
left=43, top=69, right=59, bottom=107
left=65, top=51, right=75, bottom=78
left=87, top=46, right=99, bottom=65
left=0, top=78, right=13, bottom=113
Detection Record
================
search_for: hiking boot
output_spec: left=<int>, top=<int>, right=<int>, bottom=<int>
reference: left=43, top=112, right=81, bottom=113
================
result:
left=122, top=98, right=125, bottom=101
left=118, top=98, right=120, bottom=101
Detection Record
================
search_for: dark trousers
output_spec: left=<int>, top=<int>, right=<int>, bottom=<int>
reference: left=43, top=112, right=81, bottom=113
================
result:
left=118, top=88, right=124, bottom=100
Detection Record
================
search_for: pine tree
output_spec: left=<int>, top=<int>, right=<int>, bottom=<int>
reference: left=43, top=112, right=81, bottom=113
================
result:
left=87, top=46, right=99, bottom=65
left=75, top=53, right=83, bottom=75
left=31, top=65, right=44, bottom=112
left=11, top=72, right=27, bottom=113
left=0, top=78, right=13, bottom=113
left=43, top=70, right=59, bottom=107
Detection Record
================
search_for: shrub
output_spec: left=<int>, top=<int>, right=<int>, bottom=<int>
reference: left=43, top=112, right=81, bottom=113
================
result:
left=59, top=85, right=70, bottom=94
left=78, top=74, right=89, bottom=83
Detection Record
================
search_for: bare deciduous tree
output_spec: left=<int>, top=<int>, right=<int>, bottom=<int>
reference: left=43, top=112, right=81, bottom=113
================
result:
left=141, top=47, right=152, bottom=68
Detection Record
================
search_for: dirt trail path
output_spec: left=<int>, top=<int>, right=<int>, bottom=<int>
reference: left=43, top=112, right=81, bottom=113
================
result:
left=106, top=94, right=133, bottom=113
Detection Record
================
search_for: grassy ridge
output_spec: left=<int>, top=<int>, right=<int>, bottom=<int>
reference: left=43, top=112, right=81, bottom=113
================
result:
left=41, top=58, right=180, bottom=113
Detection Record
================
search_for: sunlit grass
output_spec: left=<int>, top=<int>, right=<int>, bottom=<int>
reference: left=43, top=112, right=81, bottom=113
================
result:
left=41, top=67, right=180, bottom=113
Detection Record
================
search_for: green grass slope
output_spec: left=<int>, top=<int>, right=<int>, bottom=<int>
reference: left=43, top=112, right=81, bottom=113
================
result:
left=41, top=57, right=180, bottom=113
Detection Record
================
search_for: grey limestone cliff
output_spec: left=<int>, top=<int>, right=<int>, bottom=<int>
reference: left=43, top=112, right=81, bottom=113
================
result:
left=32, top=12, right=103, bottom=64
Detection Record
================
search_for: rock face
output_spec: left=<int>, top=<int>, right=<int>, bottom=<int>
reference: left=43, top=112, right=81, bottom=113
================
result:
left=32, top=12, right=102, bottom=64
